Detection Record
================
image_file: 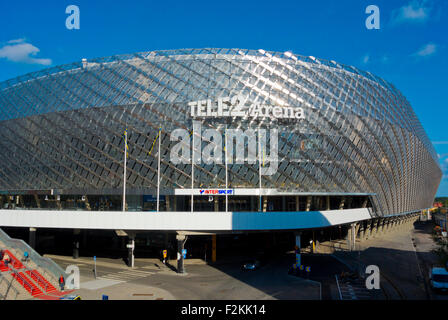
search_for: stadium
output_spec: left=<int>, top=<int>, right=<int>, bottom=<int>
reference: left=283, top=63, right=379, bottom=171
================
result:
left=0, top=48, right=442, bottom=270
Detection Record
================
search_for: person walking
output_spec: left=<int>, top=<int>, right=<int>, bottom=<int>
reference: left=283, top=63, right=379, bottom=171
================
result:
left=59, top=275, right=65, bottom=291
left=3, top=252, right=10, bottom=267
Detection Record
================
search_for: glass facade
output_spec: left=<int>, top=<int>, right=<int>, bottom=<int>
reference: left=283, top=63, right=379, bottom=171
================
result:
left=0, top=48, right=441, bottom=217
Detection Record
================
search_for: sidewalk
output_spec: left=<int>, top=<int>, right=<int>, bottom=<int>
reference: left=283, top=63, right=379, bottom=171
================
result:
left=333, top=226, right=427, bottom=299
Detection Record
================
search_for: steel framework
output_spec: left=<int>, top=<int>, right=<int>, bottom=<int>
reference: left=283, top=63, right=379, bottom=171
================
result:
left=0, top=48, right=441, bottom=217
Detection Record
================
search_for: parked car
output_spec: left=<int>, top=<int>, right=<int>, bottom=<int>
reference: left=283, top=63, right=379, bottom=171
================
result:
left=242, top=260, right=261, bottom=271
left=429, top=267, right=448, bottom=293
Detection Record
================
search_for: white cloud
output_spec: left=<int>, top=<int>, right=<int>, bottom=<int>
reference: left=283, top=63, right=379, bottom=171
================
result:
left=361, top=54, right=370, bottom=64
left=391, top=0, right=432, bottom=25
left=438, top=153, right=448, bottom=180
left=0, top=39, right=52, bottom=65
left=413, top=43, right=438, bottom=57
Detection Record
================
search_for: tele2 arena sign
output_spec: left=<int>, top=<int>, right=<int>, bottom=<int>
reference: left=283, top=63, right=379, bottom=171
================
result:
left=188, top=94, right=305, bottom=120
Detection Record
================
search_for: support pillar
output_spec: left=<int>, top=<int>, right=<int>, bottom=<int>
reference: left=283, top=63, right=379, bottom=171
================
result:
left=305, top=196, right=312, bottom=212
left=73, top=229, right=80, bottom=259
left=380, top=218, right=386, bottom=234
left=282, top=197, right=286, bottom=212
left=347, top=224, right=356, bottom=251
left=176, top=234, right=187, bottom=273
left=360, top=221, right=366, bottom=240
left=127, top=234, right=135, bottom=268
left=211, top=234, right=216, bottom=263
left=361, top=197, right=368, bottom=208
left=354, top=222, right=361, bottom=242
left=326, top=196, right=330, bottom=211
left=165, top=196, right=170, bottom=212
left=29, top=227, right=37, bottom=249
left=84, top=196, right=91, bottom=211
left=56, top=196, right=62, bottom=210
left=0, top=195, right=3, bottom=209
left=295, top=196, right=299, bottom=211
left=214, top=197, right=219, bottom=212
left=339, top=197, right=345, bottom=210
left=263, top=197, right=268, bottom=212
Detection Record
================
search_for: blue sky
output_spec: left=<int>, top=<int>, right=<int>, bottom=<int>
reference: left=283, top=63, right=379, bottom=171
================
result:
left=1, top=0, right=447, bottom=195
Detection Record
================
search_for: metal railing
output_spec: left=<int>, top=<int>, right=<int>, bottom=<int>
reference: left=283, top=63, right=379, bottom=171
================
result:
left=0, top=272, right=19, bottom=300
left=12, top=272, right=34, bottom=294
left=28, top=270, right=49, bottom=292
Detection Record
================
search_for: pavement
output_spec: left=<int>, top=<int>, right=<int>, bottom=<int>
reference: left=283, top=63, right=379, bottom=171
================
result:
left=332, top=219, right=448, bottom=300
left=46, top=253, right=321, bottom=300
left=412, top=220, right=448, bottom=300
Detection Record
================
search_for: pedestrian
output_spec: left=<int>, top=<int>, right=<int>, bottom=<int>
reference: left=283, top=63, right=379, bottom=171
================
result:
left=3, top=252, right=10, bottom=267
left=59, top=275, right=65, bottom=291
left=23, top=251, right=29, bottom=262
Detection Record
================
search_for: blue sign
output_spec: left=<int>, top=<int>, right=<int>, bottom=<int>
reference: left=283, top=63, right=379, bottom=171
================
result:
left=143, top=195, right=166, bottom=202
left=182, top=249, right=187, bottom=259
left=93, top=256, right=96, bottom=261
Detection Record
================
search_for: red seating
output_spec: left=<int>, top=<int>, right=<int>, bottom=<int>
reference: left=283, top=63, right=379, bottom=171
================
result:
left=26, top=270, right=57, bottom=293
left=11, top=272, right=43, bottom=297
left=0, top=261, right=10, bottom=272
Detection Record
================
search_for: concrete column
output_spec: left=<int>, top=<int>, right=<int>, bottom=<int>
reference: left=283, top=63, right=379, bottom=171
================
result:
left=339, top=197, right=345, bottom=210
left=173, top=196, right=177, bottom=211
left=29, top=227, right=37, bottom=249
left=176, top=234, right=187, bottom=274
left=363, top=221, right=370, bottom=240
left=362, top=197, right=368, bottom=208
left=380, top=218, right=386, bottom=234
left=165, top=196, right=170, bottom=212
left=282, top=197, right=286, bottom=211
left=306, top=196, right=312, bottom=212
left=294, top=232, right=301, bottom=266
left=213, top=196, right=220, bottom=211
left=84, top=196, right=91, bottom=211
left=263, top=197, right=268, bottom=212
left=370, top=219, right=378, bottom=238
left=73, top=229, right=80, bottom=259
left=127, top=234, right=135, bottom=268
left=354, top=223, right=361, bottom=241
left=368, top=219, right=375, bottom=238
left=359, top=221, right=366, bottom=240
left=347, top=224, right=356, bottom=251
left=295, top=196, right=299, bottom=211
left=375, top=219, right=381, bottom=237
left=0, top=195, right=3, bottom=209
left=211, top=234, right=217, bottom=263
left=326, top=196, right=330, bottom=211
left=56, top=195, right=62, bottom=210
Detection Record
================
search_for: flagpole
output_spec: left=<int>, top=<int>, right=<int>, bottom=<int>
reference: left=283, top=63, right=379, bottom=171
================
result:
left=123, top=128, right=127, bottom=212
left=258, top=127, right=262, bottom=212
left=191, top=125, right=194, bottom=213
left=225, top=126, right=228, bottom=213
left=156, top=127, right=161, bottom=212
